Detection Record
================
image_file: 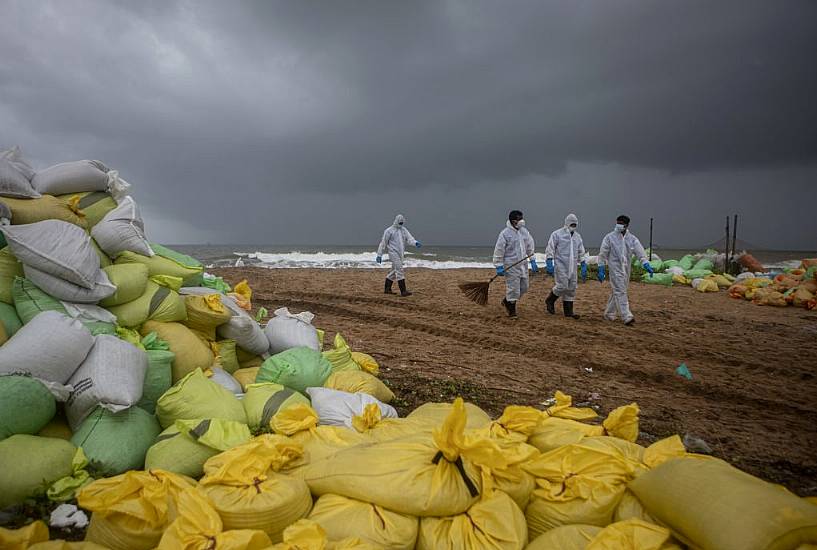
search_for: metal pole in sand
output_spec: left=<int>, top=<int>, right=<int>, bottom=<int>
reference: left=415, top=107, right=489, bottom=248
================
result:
left=649, top=217, right=654, bottom=262
left=725, top=216, right=731, bottom=273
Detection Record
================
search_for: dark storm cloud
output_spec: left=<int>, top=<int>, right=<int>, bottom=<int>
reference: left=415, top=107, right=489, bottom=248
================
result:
left=1, top=0, right=815, bottom=248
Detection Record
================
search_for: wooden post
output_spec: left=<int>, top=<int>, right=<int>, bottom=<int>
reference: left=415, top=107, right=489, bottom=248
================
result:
left=725, top=216, right=730, bottom=273
left=649, top=217, right=654, bottom=262
left=732, top=214, right=738, bottom=258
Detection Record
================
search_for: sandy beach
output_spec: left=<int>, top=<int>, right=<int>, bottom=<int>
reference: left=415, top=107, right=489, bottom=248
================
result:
left=212, top=266, right=817, bottom=495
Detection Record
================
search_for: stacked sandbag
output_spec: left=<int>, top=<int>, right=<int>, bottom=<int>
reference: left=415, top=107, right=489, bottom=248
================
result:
left=0, top=146, right=39, bottom=199
left=12, top=276, right=68, bottom=323
left=0, top=375, right=56, bottom=439
left=106, top=280, right=186, bottom=327
left=257, top=347, right=333, bottom=394
left=156, top=368, right=247, bottom=428
left=145, top=418, right=251, bottom=478
left=243, top=382, right=311, bottom=431
left=322, top=332, right=361, bottom=373
left=307, top=387, right=398, bottom=428
left=0, top=246, right=23, bottom=304
left=141, top=320, right=214, bottom=382
left=115, top=244, right=203, bottom=287
left=0, top=435, right=77, bottom=508
left=323, top=369, right=395, bottom=403
left=78, top=469, right=196, bottom=550
left=216, top=339, right=241, bottom=373
left=179, top=288, right=269, bottom=356
left=65, top=334, right=149, bottom=429
left=0, top=195, right=88, bottom=228
left=99, top=263, right=149, bottom=307
left=0, top=301, right=22, bottom=338
left=57, top=190, right=118, bottom=228
left=265, top=307, right=321, bottom=353
left=182, top=293, right=231, bottom=341
left=526, top=518, right=679, bottom=550
left=209, top=366, right=243, bottom=395
left=31, top=159, right=123, bottom=196
left=198, top=434, right=313, bottom=542
left=90, top=195, right=153, bottom=258
left=136, top=332, right=175, bottom=414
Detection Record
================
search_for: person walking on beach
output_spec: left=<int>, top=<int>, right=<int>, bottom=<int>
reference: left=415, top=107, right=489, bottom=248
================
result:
left=544, top=213, right=586, bottom=319
left=493, top=210, right=537, bottom=319
left=597, top=214, right=654, bottom=325
left=376, top=214, right=422, bottom=296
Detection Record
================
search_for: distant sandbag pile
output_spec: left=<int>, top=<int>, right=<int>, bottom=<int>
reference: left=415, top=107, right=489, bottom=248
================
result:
left=2, top=147, right=817, bottom=549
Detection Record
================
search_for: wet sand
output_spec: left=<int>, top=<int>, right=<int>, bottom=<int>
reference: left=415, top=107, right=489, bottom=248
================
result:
left=213, top=266, right=817, bottom=495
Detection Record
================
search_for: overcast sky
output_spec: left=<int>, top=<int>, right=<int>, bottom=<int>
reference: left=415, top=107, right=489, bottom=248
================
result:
left=1, top=1, right=815, bottom=250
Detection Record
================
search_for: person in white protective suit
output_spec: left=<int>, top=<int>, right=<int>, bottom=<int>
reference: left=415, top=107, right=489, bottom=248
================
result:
left=544, top=213, right=587, bottom=319
left=376, top=214, right=422, bottom=296
left=597, top=214, right=654, bottom=325
left=493, top=210, right=537, bottom=319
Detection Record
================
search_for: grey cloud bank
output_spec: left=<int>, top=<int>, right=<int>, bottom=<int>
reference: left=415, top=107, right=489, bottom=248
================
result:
left=1, top=0, right=815, bottom=249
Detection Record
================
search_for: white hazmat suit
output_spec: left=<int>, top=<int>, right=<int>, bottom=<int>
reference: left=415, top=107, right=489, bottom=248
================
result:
left=493, top=221, right=535, bottom=303
left=598, top=228, right=648, bottom=323
left=377, top=214, right=419, bottom=282
left=545, top=214, right=586, bottom=303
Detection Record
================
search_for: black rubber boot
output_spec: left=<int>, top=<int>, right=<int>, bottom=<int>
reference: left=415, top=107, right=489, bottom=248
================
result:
left=502, top=298, right=514, bottom=317
left=507, top=300, right=518, bottom=319
left=398, top=279, right=412, bottom=297
left=384, top=278, right=395, bottom=294
left=564, top=300, right=579, bottom=319
left=545, top=291, right=558, bottom=315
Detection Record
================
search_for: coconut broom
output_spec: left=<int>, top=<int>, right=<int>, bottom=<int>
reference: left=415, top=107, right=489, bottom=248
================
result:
left=459, top=255, right=534, bottom=306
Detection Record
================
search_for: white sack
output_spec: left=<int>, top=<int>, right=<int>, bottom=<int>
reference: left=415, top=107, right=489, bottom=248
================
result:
left=31, top=160, right=109, bottom=195
left=61, top=302, right=118, bottom=324
left=0, top=147, right=39, bottom=198
left=265, top=307, right=320, bottom=354
left=24, top=264, right=115, bottom=304
left=65, top=334, right=148, bottom=430
left=2, top=220, right=101, bottom=289
left=306, top=386, right=398, bottom=428
left=666, top=266, right=685, bottom=276
left=1, top=146, right=36, bottom=181
left=90, top=196, right=153, bottom=258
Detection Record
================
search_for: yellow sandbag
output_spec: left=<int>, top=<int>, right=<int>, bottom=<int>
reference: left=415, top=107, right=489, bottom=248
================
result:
left=706, top=274, right=733, bottom=288
left=29, top=542, right=111, bottom=550
left=270, top=519, right=381, bottom=550
left=78, top=470, right=196, bottom=550
left=351, top=408, right=428, bottom=442
left=483, top=437, right=540, bottom=510
left=141, top=321, right=214, bottom=383
left=523, top=439, right=638, bottom=539
left=182, top=295, right=231, bottom=341
left=308, top=494, right=419, bottom=550
left=0, top=521, right=49, bottom=550
left=526, top=524, right=602, bottom=550
left=243, top=382, right=311, bottom=431
left=417, top=490, right=527, bottom=550
left=199, top=435, right=313, bottom=542
left=324, top=369, right=395, bottom=403
left=544, top=391, right=599, bottom=421
left=37, top=415, right=73, bottom=440
left=0, top=247, right=24, bottom=304
left=300, top=398, right=508, bottom=517
left=614, top=491, right=657, bottom=523
left=1, top=195, right=88, bottom=228
left=106, top=281, right=187, bottom=328
left=230, top=279, right=252, bottom=308
left=791, top=286, right=815, bottom=308
left=150, top=274, right=183, bottom=291
left=59, top=191, right=117, bottom=228
left=672, top=274, right=690, bottom=285
left=115, top=250, right=202, bottom=286
left=695, top=279, right=719, bottom=293
left=602, top=403, right=640, bottom=442
left=156, top=488, right=272, bottom=550
left=156, top=368, right=247, bottom=429
left=525, top=519, right=677, bottom=550
left=528, top=403, right=639, bottom=454
left=233, top=366, right=260, bottom=391
left=629, top=456, right=817, bottom=550
left=753, top=288, right=788, bottom=307
left=322, top=333, right=361, bottom=373
left=407, top=401, right=492, bottom=430
left=350, top=351, right=379, bottom=376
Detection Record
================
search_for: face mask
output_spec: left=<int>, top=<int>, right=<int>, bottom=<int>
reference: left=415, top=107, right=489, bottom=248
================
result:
left=615, top=223, right=626, bottom=233
left=569, top=223, right=576, bottom=234
left=517, top=219, right=526, bottom=227
left=398, top=221, right=404, bottom=226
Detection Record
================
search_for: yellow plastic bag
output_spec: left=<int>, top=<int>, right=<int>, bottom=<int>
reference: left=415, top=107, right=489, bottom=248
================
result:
left=416, top=490, right=527, bottom=550
left=322, top=333, right=361, bottom=373
left=324, top=369, right=395, bottom=403
left=270, top=519, right=381, bottom=550
left=350, top=406, right=429, bottom=442
left=308, top=494, right=418, bottom=550
left=522, top=439, right=638, bottom=539
left=614, top=491, right=657, bottom=524
left=695, top=279, right=719, bottom=293
left=544, top=391, right=599, bottom=421
left=706, top=274, right=733, bottom=288
left=79, top=470, right=196, bottom=550
left=672, top=274, right=690, bottom=285
left=350, top=351, right=379, bottom=376
left=629, top=456, right=817, bottom=550
left=300, top=398, right=508, bottom=517
left=406, top=401, right=492, bottom=430
left=602, top=403, right=640, bottom=442
left=243, top=383, right=311, bottom=431
left=156, top=368, right=247, bottom=429
left=0, top=521, right=49, bottom=550
left=526, top=524, right=602, bottom=550
left=525, top=519, right=678, bottom=550
left=157, top=488, right=271, bottom=550
left=199, top=435, right=313, bottom=541
left=28, top=543, right=111, bottom=550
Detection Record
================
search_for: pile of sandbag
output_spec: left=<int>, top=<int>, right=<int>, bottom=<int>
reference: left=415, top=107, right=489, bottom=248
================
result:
left=727, top=261, right=817, bottom=309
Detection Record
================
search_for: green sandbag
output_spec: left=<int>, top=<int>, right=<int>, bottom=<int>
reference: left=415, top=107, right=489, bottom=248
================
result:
left=12, top=276, right=66, bottom=324
left=70, top=406, right=160, bottom=476
left=648, top=259, right=663, bottom=272
left=90, top=237, right=112, bottom=267
left=0, top=375, right=56, bottom=440
left=105, top=280, right=187, bottom=328
left=156, top=368, right=247, bottom=429
left=257, top=346, right=333, bottom=394
left=201, top=275, right=231, bottom=293
left=0, top=435, right=76, bottom=508
left=144, top=418, right=251, bottom=479
left=115, top=244, right=203, bottom=287
left=641, top=273, right=674, bottom=287
left=243, top=383, right=311, bottom=431
left=662, top=259, right=680, bottom=269
left=684, top=269, right=714, bottom=280
left=693, top=258, right=715, bottom=271
left=679, top=255, right=695, bottom=271
left=137, top=339, right=175, bottom=415
left=0, top=301, right=23, bottom=337
left=217, top=339, right=240, bottom=374
left=151, top=244, right=204, bottom=286
left=0, top=247, right=23, bottom=304
left=100, top=263, right=149, bottom=307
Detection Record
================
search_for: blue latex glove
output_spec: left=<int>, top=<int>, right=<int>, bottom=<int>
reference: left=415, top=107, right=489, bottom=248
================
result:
left=546, top=258, right=554, bottom=275
left=580, top=261, right=587, bottom=282
left=415, top=241, right=422, bottom=248
left=376, top=256, right=382, bottom=264
left=496, top=266, right=505, bottom=277
left=643, top=262, right=654, bottom=278
left=530, top=259, right=539, bottom=273
left=598, top=265, right=606, bottom=282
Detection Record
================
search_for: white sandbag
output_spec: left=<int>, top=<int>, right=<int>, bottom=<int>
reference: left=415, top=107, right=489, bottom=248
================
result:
left=665, top=266, right=685, bottom=276
left=90, top=196, right=154, bottom=258
left=2, top=220, right=100, bottom=288
left=65, top=334, right=148, bottom=429
left=736, top=272, right=755, bottom=281
left=208, top=367, right=243, bottom=396
left=61, top=302, right=118, bottom=325
left=0, top=148, right=39, bottom=198
left=306, top=387, right=398, bottom=428
left=265, top=307, right=320, bottom=353
left=181, top=288, right=269, bottom=355
left=0, top=310, right=94, bottom=385
left=24, top=264, right=116, bottom=304
left=31, top=160, right=110, bottom=195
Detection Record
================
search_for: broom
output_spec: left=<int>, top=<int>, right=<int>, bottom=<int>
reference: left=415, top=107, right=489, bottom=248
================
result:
left=459, top=254, right=535, bottom=306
